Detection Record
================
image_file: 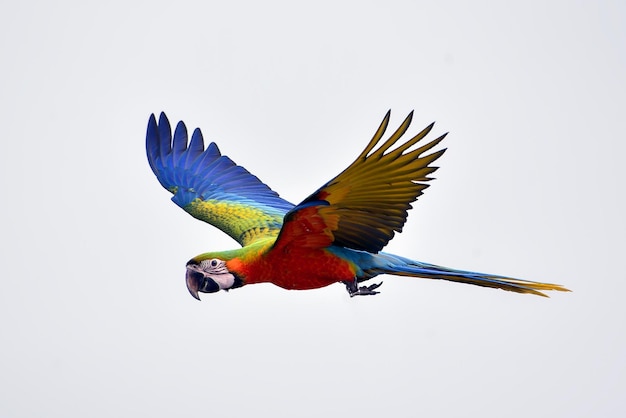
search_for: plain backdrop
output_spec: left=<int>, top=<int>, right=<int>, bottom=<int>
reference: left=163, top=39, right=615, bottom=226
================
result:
left=1, top=1, right=624, bottom=417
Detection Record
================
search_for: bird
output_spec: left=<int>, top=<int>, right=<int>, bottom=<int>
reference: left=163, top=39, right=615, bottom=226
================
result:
left=146, top=111, right=569, bottom=300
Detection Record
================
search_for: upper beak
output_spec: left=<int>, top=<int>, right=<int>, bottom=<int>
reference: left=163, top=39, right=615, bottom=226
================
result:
left=186, top=267, right=203, bottom=300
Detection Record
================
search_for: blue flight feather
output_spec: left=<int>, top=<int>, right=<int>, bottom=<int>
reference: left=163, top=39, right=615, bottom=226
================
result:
left=146, top=113, right=295, bottom=242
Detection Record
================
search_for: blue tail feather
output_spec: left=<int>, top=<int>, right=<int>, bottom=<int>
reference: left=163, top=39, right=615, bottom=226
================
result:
left=360, top=252, right=569, bottom=297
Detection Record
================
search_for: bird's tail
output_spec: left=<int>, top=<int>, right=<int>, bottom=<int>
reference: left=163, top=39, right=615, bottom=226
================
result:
left=371, top=253, right=569, bottom=297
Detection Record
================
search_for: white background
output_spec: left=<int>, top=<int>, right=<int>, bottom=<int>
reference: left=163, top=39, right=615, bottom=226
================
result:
left=1, top=1, right=624, bottom=417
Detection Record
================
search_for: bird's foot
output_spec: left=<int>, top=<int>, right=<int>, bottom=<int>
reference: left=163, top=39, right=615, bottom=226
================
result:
left=343, top=280, right=383, bottom=297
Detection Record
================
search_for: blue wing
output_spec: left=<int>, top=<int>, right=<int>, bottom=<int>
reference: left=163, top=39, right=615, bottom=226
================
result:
left=146, top=112, right=294, bottom=247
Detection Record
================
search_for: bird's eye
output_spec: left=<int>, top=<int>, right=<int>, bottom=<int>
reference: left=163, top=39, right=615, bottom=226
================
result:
left=211, top=259, right=219, bottom=267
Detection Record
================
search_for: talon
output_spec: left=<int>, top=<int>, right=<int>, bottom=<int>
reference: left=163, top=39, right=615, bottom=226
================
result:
left=366, top=282, right=383, bottom=291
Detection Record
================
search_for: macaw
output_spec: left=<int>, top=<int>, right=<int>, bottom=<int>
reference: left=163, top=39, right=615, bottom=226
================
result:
left=146, top=111, right=568, bottom=300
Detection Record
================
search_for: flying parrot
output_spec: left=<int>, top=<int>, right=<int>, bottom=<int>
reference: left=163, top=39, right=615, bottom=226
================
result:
left=146, top=111, right=568, bottom=300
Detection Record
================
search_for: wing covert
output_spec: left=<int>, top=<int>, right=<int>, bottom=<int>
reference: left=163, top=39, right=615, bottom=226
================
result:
left=146, top=113, right=294, bottom=247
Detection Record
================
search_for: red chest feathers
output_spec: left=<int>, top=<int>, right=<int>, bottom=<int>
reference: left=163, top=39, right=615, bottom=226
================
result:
left=242, top=248, right=356, bottom=290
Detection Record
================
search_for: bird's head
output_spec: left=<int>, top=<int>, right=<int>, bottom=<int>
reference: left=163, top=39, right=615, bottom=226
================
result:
left=185, top=254, right=243, bottom=300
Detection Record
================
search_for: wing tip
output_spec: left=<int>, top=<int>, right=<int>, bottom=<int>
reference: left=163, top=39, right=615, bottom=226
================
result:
left=146, top=114, right=158, bottom=140
left=158, top=111, right=170, bottom=127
